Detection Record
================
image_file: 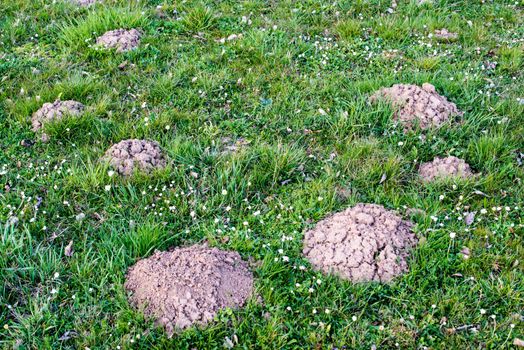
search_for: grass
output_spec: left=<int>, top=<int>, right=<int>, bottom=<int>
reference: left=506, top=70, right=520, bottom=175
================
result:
left=0, top=0, right=523, bottom=348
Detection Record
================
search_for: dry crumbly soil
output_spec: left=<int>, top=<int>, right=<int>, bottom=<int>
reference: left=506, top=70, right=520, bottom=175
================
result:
left=102, top=139, right=167, bottom=176
left=96, top=29, right=141, bottom=52
left=370, top=83, right=463, bottom=131
left=31, top=100, right=85, bottom=139
left=303, top=203, right=418, bottom=283
left=124, top=244, right=254, bottom=335
left=418, top=156, right=474, bottom=182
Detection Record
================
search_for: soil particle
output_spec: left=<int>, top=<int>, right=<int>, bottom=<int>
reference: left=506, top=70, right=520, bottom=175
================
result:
left=124, top=244, right=254, bottom=335
left=433, top=29, right=458, bottom=41
left=303, top=203, right=418, bottom=283
left=96, top=29, right=141, bottom=52
left=31, top=100, right=85, bottom=137
left=370, top=83, right=462, bottom=131
left=418, top=156, right=474, bottom=182
left=102, top=139, right=167, bottom=176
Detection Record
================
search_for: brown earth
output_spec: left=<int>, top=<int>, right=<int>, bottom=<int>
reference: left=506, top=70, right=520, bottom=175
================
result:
left=124, top=244, right=254, bottom=335
left=303, top=203, right=418, bottom=283
left=418, top=156, right=474, bottom=182
left=102, top=139, right=167, bottom=176
left=32, top=100, right=85, bottom=141
left=96, top=29, right=141, bottom=52
left=370, top=83, right=462, bottom=131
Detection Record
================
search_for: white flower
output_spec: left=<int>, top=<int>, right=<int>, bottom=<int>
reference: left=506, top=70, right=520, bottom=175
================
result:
left=108, top=170, right=115, bottom=177
left=480, top=309, right=486, bottom=315
left=221, top=189, right=228, bottom=195
left=352, top=316, right=357, bottom=321
left=449, top=232, right=456, bottom=239
left=104, top=185, right=111, bottom=192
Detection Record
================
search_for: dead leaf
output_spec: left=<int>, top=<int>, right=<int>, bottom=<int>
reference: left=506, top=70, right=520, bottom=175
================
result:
left=379, top=173, right=387, bottom=184
left=460, top=247, right=470, bottom=259
left=514, top=338, right=524, bottom=347
left=465, top=212, right=475, bottom=226
left=64, top=240, right=74, bottom=257
left=58, top=330, right=78, bottom=341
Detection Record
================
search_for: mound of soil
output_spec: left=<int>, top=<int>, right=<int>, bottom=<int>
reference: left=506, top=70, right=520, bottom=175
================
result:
left=124, top=245, right=254, bottom=335
left=32, top=99, right=85, bottom=133
left=303, top=203, right=418, bottom=283
left=370, top=83, right=462, bottom=131
left=96, top=29, right=141, bottom=52
left=419, top=156, right=474, bottom=182
left=433, top=29, right=458, bottom=41
left=102, top=139, right=167, bottom=176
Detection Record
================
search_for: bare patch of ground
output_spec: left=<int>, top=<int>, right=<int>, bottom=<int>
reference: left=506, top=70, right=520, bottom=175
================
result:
left=370, top=83, right=462, bottom=131
left=124, top=244, right=253, bottom=335
left=96, top=29, right=141, bottom=52
left=102, top=139, right=167, bottom=176
left=303, top=203, right=418, bottom=283
left=31, top=100, right=85, bottom=141
left=419, top=156, right=474, bottom=182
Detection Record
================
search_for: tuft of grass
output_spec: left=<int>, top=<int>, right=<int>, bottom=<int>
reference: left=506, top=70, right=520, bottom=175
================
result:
left=58, top=7, right=146, bottom=51
left=179, top=6, right=216, bottom=33
left=335, top=18, right=362, bottom=41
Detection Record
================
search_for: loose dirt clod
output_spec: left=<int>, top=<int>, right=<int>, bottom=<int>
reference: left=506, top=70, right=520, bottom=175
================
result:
left=418, top=156, right=474, bottom=182
left=125, top=244, right=254, bottom=335
left=102, top=139, right=167, bottom=176
left=303, top=203, right=418, bottom=283
left=370, top=83, right=462, bottom=130
left=32, top=100, right=85, bottom=135
left=433, top=29, right=459, bottom=41
left=96, top=29, right=141, bottom=52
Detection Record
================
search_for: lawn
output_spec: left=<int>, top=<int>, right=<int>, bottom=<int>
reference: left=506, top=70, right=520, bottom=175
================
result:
left=1, top=0, right=523, bottom=349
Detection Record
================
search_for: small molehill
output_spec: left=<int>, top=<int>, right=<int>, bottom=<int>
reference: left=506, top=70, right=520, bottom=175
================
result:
left=96, top=29, right=141, bottom=52
left=303, top=203, right=418, bottom=283
left=32, top=100, right=85, bottom=141
left=102, top=139, right=167, bottom=176
left=125, top=245, right=254, bottom=335
left=419, top=156, right=474, bottom=182
left=370, top=83, right=462, bottom=131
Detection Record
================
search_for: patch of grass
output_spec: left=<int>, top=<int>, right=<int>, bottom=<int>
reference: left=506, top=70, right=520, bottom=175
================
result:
left=1, top=0, right=523, bottom=348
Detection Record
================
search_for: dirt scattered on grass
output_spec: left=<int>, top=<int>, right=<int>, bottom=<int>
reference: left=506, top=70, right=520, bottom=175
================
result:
left=124, top=244, right=254, bottom=335
left=220, top=137, right=250, bottom=154
left=32, top=100, right=85, bottom=141
left=71, top=0, right=99, bottom=6
left=102, top=139, right=167, bottom=176
left=370, top=83, right=462, bottom=131
left=303, top=203, right=418, bottom=283
left=96, top=29, right=141, bottom=52
left=418, top=156, right=474, bottom=182
left=433, top=29, right=458, bottom=41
